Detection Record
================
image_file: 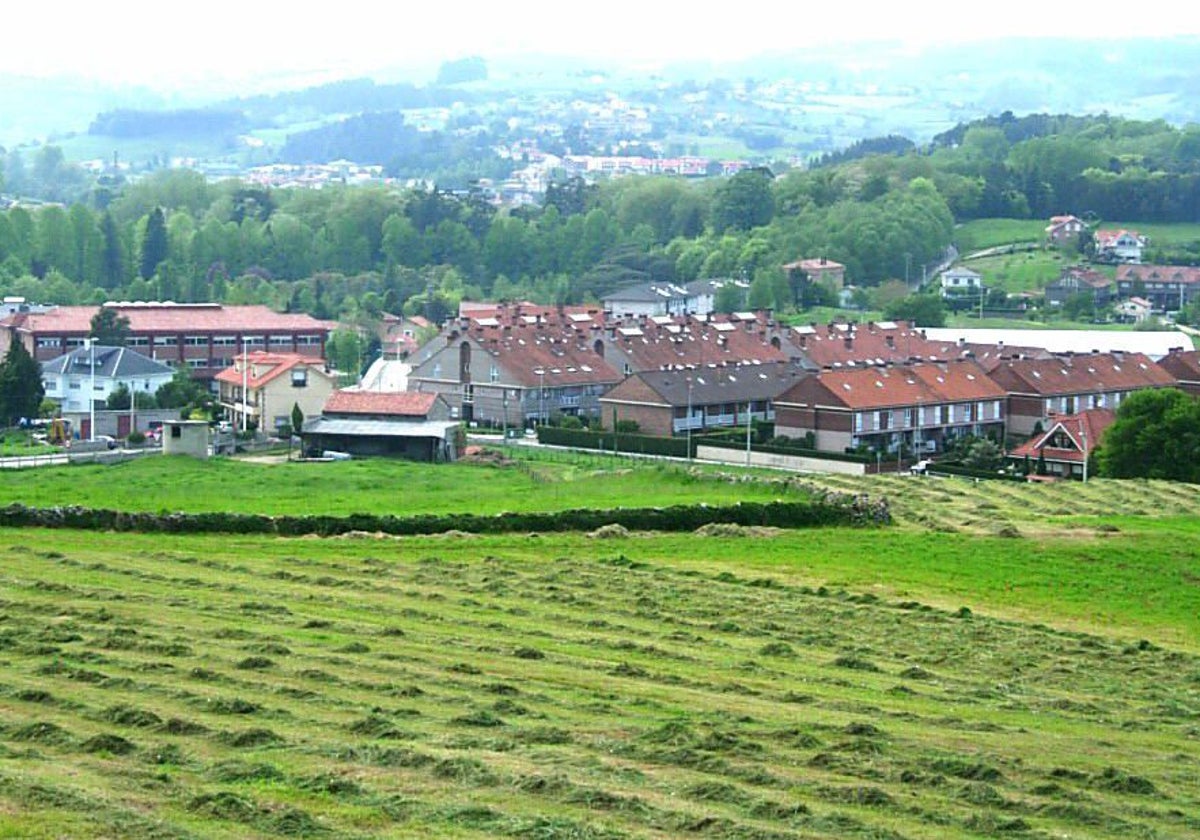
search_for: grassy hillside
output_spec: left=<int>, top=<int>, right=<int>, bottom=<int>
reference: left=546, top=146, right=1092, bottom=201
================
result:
left=1, top=452, right=1198, bottom=838
left=0, top=524, right=1196, bottom=839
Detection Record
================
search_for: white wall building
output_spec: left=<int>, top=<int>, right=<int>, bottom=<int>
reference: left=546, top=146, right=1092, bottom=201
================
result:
left=42, top=344, right=175, bottom=413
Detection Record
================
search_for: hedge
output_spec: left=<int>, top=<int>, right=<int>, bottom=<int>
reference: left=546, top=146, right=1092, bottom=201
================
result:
left=0, top=496, right=889, bottom=537
left=924, top=463, right=1027, bottom=482
left=536, top=426, right=692, bottom=458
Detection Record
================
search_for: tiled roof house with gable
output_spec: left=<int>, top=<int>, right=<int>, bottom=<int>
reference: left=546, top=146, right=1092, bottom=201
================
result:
left=1046, top=214, right=1086, bottom=244
left=405, top=304, right=798, bottom=427
left=986, top=351, right=1176, bottom=436
left=773, top=358, right=1006, bottom=456
left=215, top=351, right=339, bottom=433
left=1115, top=264, right=1200, bottom=311
left=1009, top=408, right=1115, bottom=479
left=1094, top=229, right=1146, bottom=264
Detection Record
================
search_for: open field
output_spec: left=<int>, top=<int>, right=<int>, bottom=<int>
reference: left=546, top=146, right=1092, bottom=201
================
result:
left=958, top=249, right=1073, bottom=294
left=953, top=220, right=1048, bottom=254
left=1, top=523, right=1197, bottom=840
left=1, top=452, right=1198, bottom=838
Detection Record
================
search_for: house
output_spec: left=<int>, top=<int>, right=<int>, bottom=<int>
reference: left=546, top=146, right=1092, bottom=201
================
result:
left=42, top=344, right=175, bottom=415
left=939, top=267, right=984, bottom=298
left=300, top=390, right=459, bottom=461
left=986, top=351, right=1176, bottom=436
left=599, top=362, right=804, bottom=438
left=0, top=302, right=334, bottom=381
left=601, top=280, right=720, bottom=318
left=1009, top=408, right=1114, bottom=479
left=406, top=305, right=795, bottom=427
left=1114, top=296, right=1153, bottom=323
left=773, top=359, right=1007, bottom=456
left=790, top=320, right=947, bottom=369
left=1044, top=266, right=1115, bottom=308
left=1115, top=264, right=1200, bottom=311
left=1155, top=348, right=1200, bottom=396
left=1045, top=215, right=1086, bottom=245
left=783, top=257, right=846, bottom=292
left=379, top=313, right=433, bottom=359
left=1094, top=229, right=1146, bottom=264
left=215, top=352, right=339, bottom=433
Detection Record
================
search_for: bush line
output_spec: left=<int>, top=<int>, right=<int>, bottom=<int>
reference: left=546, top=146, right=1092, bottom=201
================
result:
left=0, top=497, right=888, bottom=537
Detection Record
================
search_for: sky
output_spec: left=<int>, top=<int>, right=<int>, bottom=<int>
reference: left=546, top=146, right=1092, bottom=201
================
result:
left=9, top=1, right=1200, bottom=89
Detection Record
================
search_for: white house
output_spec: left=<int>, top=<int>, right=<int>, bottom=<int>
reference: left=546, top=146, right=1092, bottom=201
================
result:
left=42, top=344, right=175, bottom=413
left=1095, top=229, right=1146, bottom=264
left=939, top=267, right=984, bottom=297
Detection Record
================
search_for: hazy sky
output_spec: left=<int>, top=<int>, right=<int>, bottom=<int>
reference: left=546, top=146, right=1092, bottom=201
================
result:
left=11, top=1, right=1200, bottom=88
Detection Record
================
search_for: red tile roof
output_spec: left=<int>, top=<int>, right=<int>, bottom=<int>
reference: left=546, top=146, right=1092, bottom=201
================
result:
left=792, top=321, right=945, bottom=368
left=324, top=390, right=439, bottom=417
left=213, top=352, right=329, bottom=389
left=1157, top=348, right=1200, bottom=382
left=986, top=352, right=1175, bottom=396
left=1, top=303, right=334, bottom=335
left=1117, top=264, right=1200, bottom=286
left=778, top=359, right=1004, bottom=411
left=1010, top=408, right=1115, bottom=464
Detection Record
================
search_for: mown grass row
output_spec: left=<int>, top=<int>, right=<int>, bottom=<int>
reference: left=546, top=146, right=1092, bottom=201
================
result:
left=1, top=528, right=1197, bottom=838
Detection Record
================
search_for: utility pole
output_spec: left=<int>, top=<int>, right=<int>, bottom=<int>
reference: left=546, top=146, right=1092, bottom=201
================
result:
left=1080, top=418, right=1088, bottom=483
left=686, top=378, right=693, bottom=462
left=745, top=400, right=752, bottom=467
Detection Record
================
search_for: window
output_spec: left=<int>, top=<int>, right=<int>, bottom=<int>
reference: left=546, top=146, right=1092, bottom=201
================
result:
left=291, top=369, right=307, bottom=387
left=993, top=400, right=1001, bottom=418
left=128, top=337, right=149, bottom=347
left=296, top=335, right=322, bottom=346
left=274, top=415, right=289, bottom=429
left=69, top=379, right=81, bottom=390
left=878, top=411, right=890, bottom=430
left=171, top=425, right=182, bottom=439
left=270, top=335, right=293, bottom=347
left=212, top=336, right=237, bottom=347
left=854, top=413, right=864, bottom=433
left=37, top=338, right=59, bottom=348
left=489, top=364, right=499, bottom=383
left=962, top=403, right=973, bottom=422
left=906, top=408, right=917, bottom=427
left=242, top=335, right=264, bottom=346
left=155, top=336, right=177, bottom=346
left=184, top=336, right=208, bottom=346
left=939, top=405, right=950, bottom=425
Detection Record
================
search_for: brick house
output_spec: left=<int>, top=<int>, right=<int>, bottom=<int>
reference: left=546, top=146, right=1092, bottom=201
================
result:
left=1045, top=215, right=1086, bottom=245
left=599, top=363, right=805, bottom=438
left=0, top=302, right=334, bottom=382
left=1009, top=408, right=1114, bottom=479
left=773, top=359, right=1006, bottom=456
left=1115, top=264, right=1200, bottom=311
left=986, top=352, right=1176, bottom=436
left=1045, top=266, right=1115, bottom=308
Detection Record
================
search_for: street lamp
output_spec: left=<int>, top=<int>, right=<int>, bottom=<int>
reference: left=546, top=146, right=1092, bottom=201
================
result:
left=686, top=378, right=693, bottom=461
left=88, top=338, right=96, bottom=442
left=534, top=368, right=545, bottom=425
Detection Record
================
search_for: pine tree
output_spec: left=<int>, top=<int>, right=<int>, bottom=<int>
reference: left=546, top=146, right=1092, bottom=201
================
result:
left=0, top=339, right=46, bottom=426
left=140, top=207, right=168, bottom=281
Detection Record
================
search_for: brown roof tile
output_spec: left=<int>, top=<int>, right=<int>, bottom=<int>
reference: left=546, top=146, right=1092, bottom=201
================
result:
left=324, top=390, right=439, bottom=417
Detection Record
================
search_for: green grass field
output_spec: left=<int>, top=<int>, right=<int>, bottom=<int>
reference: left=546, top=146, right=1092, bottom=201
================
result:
left=1, top=452, right=1198, bottom=838
left=954, top=219, right=1049, bottom=254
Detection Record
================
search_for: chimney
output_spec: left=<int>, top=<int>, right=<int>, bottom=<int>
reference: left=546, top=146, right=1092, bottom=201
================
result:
left=844, top=335, right=853, bottom=351
left=885, top=334, right=895, bottom=350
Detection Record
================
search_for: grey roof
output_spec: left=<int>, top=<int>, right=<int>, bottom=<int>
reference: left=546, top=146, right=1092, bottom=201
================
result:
left=301, top=417, right=458, bottom=439
left=602, top=282, right=692, bottom=303
left=41, top=345, right=175, bottom=379
left=605, top=363, right=808, bottom=407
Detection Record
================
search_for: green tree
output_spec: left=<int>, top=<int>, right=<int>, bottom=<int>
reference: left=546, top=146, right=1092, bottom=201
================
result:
left=106, top=383, right=132, bottom=410
left=89, top=308, right=131, bottom=346
left=885, top=293, right=947, bottom=327
left=291, top=402, right=305, bottom=434
left=1097, top=388, right=1200, bottom=482
left=0, top=339, right=45, bottom=425
left=139, top=207, right=169, bottom=280
left=712, top=167, right=775, bottom=233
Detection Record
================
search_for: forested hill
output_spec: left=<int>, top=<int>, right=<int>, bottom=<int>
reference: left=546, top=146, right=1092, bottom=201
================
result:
left=3, top=113, right=1200, bottom=336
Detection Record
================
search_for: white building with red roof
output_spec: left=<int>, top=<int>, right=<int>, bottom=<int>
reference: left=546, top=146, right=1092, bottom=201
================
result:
left=214, top=351, right=339, bottom=433
left=1094, top=229, right=1146, bottom=264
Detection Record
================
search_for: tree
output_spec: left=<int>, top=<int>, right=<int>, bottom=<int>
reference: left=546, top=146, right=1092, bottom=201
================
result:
left=1097, top=388, right=1200, bottom=482
left=712, top=167, right=775, bottom=233
left=139, top=207, right=169, bottom=280
left=0, top=339, right=45, bottom=426
left=106, top=383, right=131, bottom=410
left=89, top=307, right=131, bottom=346
left=885, top=293, right=947, bottom=327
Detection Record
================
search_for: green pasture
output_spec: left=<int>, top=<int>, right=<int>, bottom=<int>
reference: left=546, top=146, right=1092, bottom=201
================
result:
left=953, top=219, right=1048, bottom=254
left=0, top=524, right=1196, bottom=839
left=959, top=248, right=1073, bottom=294
left=1, top=452, right=1198, bottom=837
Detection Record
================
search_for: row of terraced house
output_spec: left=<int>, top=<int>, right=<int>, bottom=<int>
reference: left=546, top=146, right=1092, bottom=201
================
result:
left=403, top=302, right=1197, bottom=461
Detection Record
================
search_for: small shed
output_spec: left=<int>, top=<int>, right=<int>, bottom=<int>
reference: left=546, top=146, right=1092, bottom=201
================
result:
left=162, top=420, right=210, bottom=458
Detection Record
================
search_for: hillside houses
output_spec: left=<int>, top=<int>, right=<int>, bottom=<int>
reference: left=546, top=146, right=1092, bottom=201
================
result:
left=773, top=359, right=1007, bottom=456
left=986, top=352, right=1175, bottom=435
left=1115, top=264, right=1200, bottom=311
